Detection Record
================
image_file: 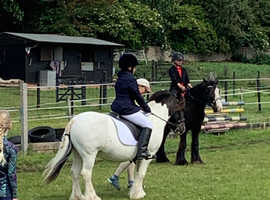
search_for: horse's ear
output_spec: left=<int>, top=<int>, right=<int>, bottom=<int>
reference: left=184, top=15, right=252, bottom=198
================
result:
left=149, top=90, right=171, bottom=103
left=208, top=72, right=216, bottom=81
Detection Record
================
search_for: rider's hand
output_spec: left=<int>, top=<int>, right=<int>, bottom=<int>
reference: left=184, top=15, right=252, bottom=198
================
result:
left=180, top=85, right=186, bottom=92
left=143, top=105, right=151, bottom=113
left=177, top=83, right=186, bottom=92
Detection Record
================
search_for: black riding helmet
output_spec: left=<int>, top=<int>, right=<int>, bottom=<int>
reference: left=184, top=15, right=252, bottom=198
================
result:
left=119, top=53, right=139, bottom=71
left=171, top=52, right=184, bottom=62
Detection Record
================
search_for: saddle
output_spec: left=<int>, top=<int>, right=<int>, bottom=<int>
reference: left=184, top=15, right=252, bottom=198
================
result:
left=108, top=112, right=142, bottom=141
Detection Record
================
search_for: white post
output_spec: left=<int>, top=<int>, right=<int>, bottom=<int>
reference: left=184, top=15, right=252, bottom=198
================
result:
left=20, top=81, right=28, bottom=154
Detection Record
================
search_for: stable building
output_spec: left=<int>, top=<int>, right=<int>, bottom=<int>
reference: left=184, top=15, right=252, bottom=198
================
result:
left=0, top=32, right=123, bottom=85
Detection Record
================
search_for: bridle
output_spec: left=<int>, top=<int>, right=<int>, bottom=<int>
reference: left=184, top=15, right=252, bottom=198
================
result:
left=150, top=111, right=185, bottom=135
left=207, top=84, right=219, bottom=108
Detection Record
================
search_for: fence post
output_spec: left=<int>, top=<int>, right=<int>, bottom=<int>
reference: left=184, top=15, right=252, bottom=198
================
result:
left=151, top=60, right=155, bottom=81
left=256, top=71, right=261, bottom=111
left=99, top=84, right=103, bottom=110
left=155, top=61, right=158, bottom=80
left=224, top=66, right=228, bottom=102
left=20, top=81, right=28, bottom=154
left=70, top=86, right=74, bottom=115
left=232, top=72, right=235, bottom=97
left=102, top=71, right=107, bottom=104
left=81, top=86, right=86, bottom=105
left=37, top=83, right=40, bottom=108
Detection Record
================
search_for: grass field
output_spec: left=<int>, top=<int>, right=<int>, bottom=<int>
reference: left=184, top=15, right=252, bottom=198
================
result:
left=1, top=61, right=270, bottom=199
left=17, top=128, right=270, bottom=200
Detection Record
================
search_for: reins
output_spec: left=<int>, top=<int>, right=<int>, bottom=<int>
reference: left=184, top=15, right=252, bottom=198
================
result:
left=150, top=112, right=184, bottom=129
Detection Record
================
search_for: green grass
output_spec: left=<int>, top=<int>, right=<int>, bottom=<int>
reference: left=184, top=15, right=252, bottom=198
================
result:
left=136, top=61, right=270, bottom=81
left=17, top=129, right=270, bottom=200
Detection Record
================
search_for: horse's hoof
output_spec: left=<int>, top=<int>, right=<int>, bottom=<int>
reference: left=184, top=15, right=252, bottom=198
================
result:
left=129, top=187, right=146, bottom=199
left=156, top=157, right=170, bottom=163
left=69, top=194, right=83, bottom=200
left=94, top=196, right=101, bottom=200
left=191, top=160, right=204, bottom=164
left=175, top=160, right=188, bottom=165
left=130, top=192, right=146, bottom=199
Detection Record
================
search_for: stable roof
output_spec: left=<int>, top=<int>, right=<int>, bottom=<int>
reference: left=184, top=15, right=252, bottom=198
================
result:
left=1, top=32, right=123, bottom=47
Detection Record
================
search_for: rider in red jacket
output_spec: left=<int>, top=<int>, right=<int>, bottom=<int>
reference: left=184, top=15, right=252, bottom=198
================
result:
left=168, top=52, right=192, bottom=99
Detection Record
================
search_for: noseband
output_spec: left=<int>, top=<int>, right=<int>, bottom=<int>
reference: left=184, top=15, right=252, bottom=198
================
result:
left=150, top=112, right=185, bottom=135
left=207, top=85, right=219, bottom=107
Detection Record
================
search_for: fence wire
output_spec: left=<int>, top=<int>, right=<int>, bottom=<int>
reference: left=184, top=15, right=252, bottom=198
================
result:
left=1, top=77, right=270, bottom=137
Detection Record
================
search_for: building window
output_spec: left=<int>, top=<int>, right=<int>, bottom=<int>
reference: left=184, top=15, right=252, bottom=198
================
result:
left=81, top=49, right=94, bottom=62
left=81, top=49, right=94, bottom=71
left=40, top=47, right=53, bottom=61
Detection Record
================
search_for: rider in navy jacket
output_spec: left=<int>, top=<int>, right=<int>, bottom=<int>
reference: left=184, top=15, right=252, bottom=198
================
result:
left=111, top=53, right=153, bottom=160
left=111, top=71, right=150, bottom=115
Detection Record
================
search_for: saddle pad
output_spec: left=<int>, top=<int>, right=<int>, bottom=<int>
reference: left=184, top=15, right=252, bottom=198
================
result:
left=111, top=117, right=138, bottom=146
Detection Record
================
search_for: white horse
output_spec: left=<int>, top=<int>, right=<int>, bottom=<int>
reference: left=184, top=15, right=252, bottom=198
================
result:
left=43, top=90, right=185, bottom=200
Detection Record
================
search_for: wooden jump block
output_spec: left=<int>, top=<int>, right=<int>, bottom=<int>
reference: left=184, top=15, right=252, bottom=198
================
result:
left=222, top=101, right=245, bottom=106
left=202, top=127, right=230, bottom=133
left=201, top=122, right=248, bottom=130
left=205, top=108, right=244, bottom=114
left=16, top=142, right=60, bottom=153
left=204, top=116, right=247, bottom=122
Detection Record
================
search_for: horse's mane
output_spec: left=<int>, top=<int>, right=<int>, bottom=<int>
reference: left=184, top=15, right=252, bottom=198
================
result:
left=148, top=90, right=172, bottom=104
left=148, top=90, right=185, bottom=115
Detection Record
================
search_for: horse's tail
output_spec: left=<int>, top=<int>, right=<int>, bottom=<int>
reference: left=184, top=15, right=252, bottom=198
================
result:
left=43, top=120, right=74, bottom=184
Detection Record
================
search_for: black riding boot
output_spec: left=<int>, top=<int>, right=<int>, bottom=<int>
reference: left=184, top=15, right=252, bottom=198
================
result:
left=136, top=128, right=153, bottom=160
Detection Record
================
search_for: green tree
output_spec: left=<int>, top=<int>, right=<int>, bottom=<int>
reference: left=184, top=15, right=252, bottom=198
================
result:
left=251, top=0, right=270, bottom=40
left=183, top=0, right=269, bottom=52
left=39, top=0, right=163, bottom=49
left=0, top=0, right=24, bottom=31
left=137, top=0, right=219, bottom=54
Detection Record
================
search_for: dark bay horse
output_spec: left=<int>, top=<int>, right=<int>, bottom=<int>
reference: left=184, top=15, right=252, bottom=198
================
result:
left=156, top=77, right=222, bottom=165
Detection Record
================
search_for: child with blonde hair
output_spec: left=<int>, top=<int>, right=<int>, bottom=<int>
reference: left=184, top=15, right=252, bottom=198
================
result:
left=0, top=110, right=18, bottom=200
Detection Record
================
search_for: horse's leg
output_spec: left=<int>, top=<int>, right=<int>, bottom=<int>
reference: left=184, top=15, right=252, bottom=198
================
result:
left=81, top=151, right=101, bottom=200
left=70, top=149, right=83, bottom=200
left=175, top=132, right=188, bottom=165
left=129, top=160, right=151, bottom=199
left=156, top=125, right=170, bottom=163
left=191, top=128, right=204, bottom=164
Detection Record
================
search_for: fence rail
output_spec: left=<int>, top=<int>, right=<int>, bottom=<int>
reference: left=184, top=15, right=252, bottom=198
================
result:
left=1, top=76, right=270, bottom=153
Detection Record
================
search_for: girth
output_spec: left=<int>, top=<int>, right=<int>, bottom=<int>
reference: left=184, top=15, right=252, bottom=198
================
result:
left=108, top=112, right=142, bottom=141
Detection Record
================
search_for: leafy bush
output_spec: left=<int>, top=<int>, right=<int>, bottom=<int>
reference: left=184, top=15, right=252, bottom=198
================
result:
left=249, top=53, right=270, bottom=65
left=165, top=5, right=218, bottom=54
